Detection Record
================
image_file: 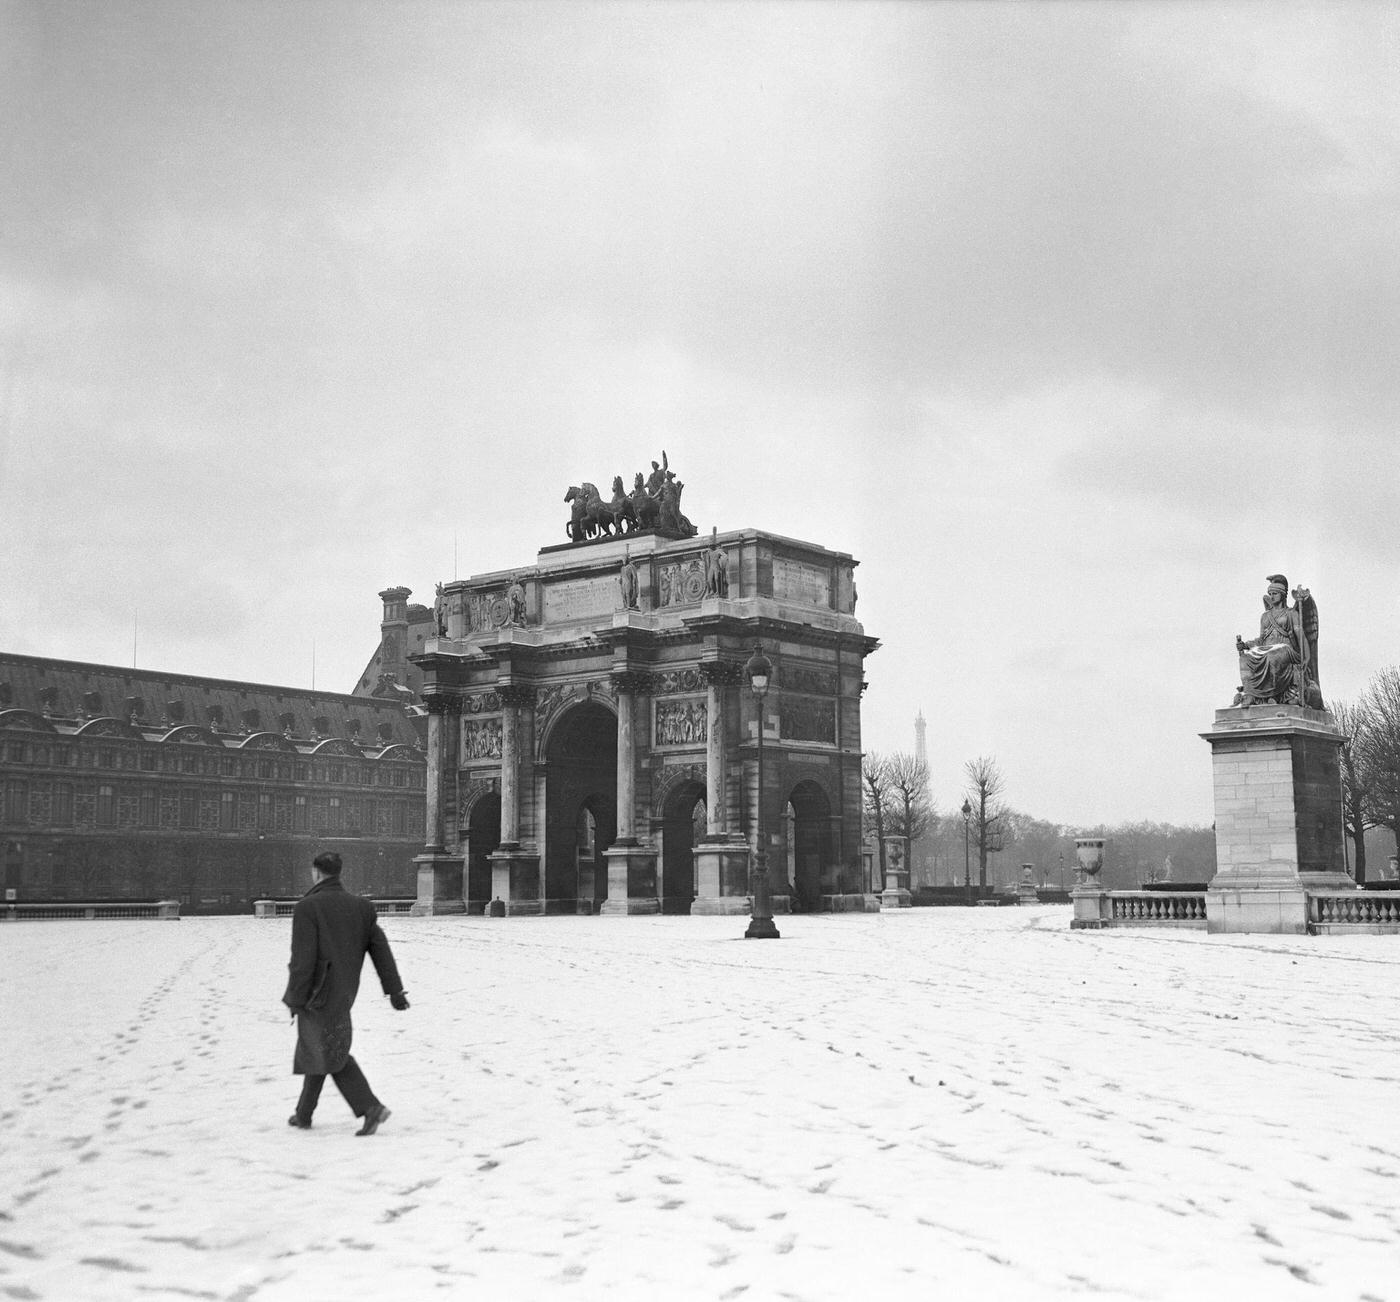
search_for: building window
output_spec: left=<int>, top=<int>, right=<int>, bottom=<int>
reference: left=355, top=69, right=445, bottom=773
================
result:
left=392, top=802, right=407, bottom=835
left=5, top=741, right=25, bottom=763
left=5, top=780, right=27, bottom=824
left=182, top=754, right=199, bottom=774
left=329, top=765, right=344, bottom=784
left=258, top=792, right=272, bottom=827
left=257, top=760, right=271, bottom=779
left=31, top=745, right=48, bottom=766
left=180, top=789, right=198, bottom=829
left=139, top=750, right=156, bottom=771
left=98, top=748, right=115, bottom=768
left=312, top=797, right=328, bottom=829
left=140, top=788, right=157, bottom=828
left=294, top=795, right=308, bottom=830
left=97, top=784, right=115, bottom=827
left=329, top=796, right=342, bottom=830
left=54, top=783, right=74, bottom=826
left=220, top=791, right=236, bottom=830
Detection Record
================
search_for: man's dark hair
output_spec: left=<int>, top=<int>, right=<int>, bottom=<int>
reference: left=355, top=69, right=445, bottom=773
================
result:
left=313, top=851, right=343, bottom=876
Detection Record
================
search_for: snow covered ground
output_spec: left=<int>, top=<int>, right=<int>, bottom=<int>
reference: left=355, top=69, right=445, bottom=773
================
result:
left=3, top=906, right=1400, bottom=1301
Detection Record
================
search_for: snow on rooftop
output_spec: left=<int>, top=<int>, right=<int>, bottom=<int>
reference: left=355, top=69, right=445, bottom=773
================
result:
left=4, top=907, right=1399, bottom=1300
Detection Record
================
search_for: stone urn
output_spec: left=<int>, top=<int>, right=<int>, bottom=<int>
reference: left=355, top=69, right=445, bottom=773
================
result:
left=1021, top=863, right=1035, bottom=885
left=1074, top=838, right=1106, bottom=886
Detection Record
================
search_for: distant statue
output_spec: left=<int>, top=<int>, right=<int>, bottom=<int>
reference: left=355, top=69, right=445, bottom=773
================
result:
left=1234, top=574, right=1321, bottom=708
left=433, top=583, right=449, bottom=637
left=703, top=527, right=728, bottom=597
left=506, top=575, right=528, bottom=627
left=618, top=549, right=640, bottom=611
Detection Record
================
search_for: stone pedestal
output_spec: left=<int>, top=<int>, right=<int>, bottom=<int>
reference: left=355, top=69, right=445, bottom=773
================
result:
left=410, top=853, right=466, bottom=915
left=1070, top=884, right=1110, bottom=929
left=600, top=843, right=660, bottom=915
left=487, top=846, right=544, bottom=917
left=690, top=836, right=752, bottom=915
left=1203, top=705, right=1355, bottom=934
left=879, top=886, right=912, bottom=909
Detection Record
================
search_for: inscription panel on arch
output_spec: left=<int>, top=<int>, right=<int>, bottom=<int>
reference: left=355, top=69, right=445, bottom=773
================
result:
left=772, top=558, right=831, bottom=608
left=544, top=576, right=618, bottom=624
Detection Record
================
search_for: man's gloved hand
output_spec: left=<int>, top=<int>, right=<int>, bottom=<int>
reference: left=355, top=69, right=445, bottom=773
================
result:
left=390, top=991, right=410, bottom=1011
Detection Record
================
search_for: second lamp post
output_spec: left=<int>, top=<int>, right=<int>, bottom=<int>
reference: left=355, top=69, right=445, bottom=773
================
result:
left=744, top=642, right=780, bottom=939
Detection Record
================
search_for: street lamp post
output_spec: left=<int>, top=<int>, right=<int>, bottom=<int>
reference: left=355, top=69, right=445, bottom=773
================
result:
left=744, top=642, right=780, bottom=940
left=961, top=798, right=972, bottom=907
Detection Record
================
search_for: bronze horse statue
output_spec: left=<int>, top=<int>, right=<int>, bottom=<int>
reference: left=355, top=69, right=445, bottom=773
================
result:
left=629, top=472, right=661, bottom=531
left=565, top=483, right=607, bottom=541
left=607, top=476, right=637, bottom=536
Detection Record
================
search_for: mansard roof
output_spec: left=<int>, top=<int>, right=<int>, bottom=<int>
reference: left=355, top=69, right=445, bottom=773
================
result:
left=0, top=652, right=423, bottom=759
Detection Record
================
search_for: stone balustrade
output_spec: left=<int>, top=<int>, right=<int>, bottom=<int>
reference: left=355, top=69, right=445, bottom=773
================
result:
left=1108, top=892, right=1208, bottom=927
left=2, top=900, right=181, bottom=922
left=254, top=897, right=416, bottom=918
left=1309, top=892, right=1400, bottom=934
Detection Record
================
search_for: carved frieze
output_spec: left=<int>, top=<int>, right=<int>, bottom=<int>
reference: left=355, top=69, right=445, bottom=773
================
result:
left=463, top=690, right=501, bottom=715
left=462, top=718, right=504, bottom=760
left=778, top=664, right=838, bottom=696
left=697, top=661, right=745, bottom=689
left=658, top=556, right=707, bottom=608
left=497, top=684, right=537, bottom=710
left=779, top=697, right=836, bottom=744
left=653, top=666, right=705, bottom=696
left=655, top=698, right=707, bottom=747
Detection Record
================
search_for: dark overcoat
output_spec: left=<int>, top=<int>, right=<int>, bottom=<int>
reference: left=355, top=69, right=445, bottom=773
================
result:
left=281, top=877, right=403, bottom=1075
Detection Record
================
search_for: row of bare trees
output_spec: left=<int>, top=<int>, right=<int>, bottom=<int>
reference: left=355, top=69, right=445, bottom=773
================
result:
left=1334, top=666, right=1400, bottom=883
left=862, top=752, right=1009, bottom=893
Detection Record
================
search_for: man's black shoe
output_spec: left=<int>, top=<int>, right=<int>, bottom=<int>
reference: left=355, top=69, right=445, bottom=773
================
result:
left=356, top=1104, right=390, bottom=1137
left=288, top=1114, right=313, bottom=1129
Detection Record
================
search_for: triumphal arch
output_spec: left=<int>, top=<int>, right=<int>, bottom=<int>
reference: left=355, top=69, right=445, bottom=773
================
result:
left=410, top=456, right=879, bottom=916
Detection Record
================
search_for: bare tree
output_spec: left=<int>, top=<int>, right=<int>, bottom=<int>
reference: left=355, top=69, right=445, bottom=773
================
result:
left=964, top=756, right=1008, bottom=894
left=1358, top=667, right=1400, bottom=861
left=886, top=752, right=935, bottom=889
left=862, top=752, right=893, bottom=891
left=1332, top=697, right=1376, bottom=883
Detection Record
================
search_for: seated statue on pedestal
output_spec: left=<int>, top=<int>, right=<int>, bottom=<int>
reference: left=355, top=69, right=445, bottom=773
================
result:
left=1234, top=574, right=1322, bottom=708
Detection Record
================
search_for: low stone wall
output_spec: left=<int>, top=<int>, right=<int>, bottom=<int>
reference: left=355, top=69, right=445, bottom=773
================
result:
left=1310, top=892, right=1400, bottom=934
left=1075, top=886, right=1400, bottom=935
left=2, top=900, right=181, bottom=922
left=254, top=898, right=416, bottom=918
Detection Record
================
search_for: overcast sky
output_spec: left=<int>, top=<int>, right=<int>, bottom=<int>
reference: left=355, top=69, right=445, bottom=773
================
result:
left=2, top=1, right=1397, bottom=826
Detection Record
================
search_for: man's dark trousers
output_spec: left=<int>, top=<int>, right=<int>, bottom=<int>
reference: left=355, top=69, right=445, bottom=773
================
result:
left=294, top=1055, right=378, bottom=1120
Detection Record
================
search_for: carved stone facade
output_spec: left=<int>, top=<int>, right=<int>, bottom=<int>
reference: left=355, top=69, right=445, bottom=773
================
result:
left=409, top=527, right=877, bottom=916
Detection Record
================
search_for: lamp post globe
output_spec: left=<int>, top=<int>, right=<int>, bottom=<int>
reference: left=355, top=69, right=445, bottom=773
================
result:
left=961, top=797, right=972, bottom=907
left=744, top=642, right=779, bottom=940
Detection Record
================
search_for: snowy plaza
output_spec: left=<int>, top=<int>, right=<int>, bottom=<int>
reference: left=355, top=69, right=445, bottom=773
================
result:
left=4, top=906, right=1400, bottom=1301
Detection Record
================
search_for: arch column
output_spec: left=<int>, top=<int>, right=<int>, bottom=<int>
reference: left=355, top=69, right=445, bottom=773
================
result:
left=601, top=671, right=659, bottom=915
left=692, top=660, right=749, bottom=914
left=488, top=684, right=542, bottom=916
left=412, top=691, right=465, bottom=915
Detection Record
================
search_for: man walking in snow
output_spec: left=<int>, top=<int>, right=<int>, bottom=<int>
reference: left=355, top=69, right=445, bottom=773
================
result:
left=282, top=851, right=409, bottom=1135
